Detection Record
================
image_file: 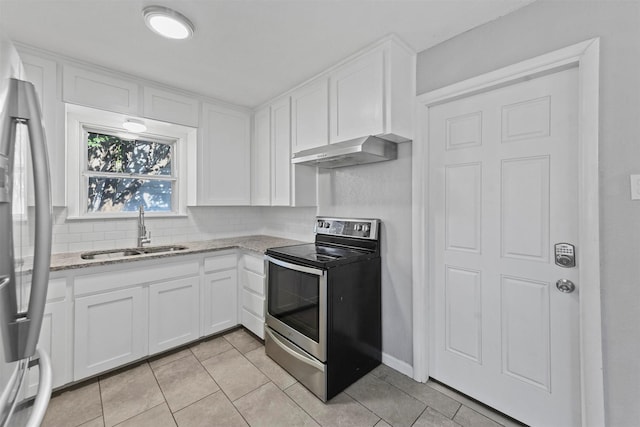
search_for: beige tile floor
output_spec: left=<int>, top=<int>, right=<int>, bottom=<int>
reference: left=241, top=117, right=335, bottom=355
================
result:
left=41, top=328, right=525, bottom=427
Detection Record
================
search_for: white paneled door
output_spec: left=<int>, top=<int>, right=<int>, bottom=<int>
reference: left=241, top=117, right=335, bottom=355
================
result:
left=429, top=68, right=580, bottom=426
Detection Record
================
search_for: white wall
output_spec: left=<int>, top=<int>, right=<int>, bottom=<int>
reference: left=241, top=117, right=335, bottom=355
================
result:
left=415, top=1, right=640, bottom=425
left=317, top=143, right=413, bottom=368
left=260, top=206, right=316, bottom=241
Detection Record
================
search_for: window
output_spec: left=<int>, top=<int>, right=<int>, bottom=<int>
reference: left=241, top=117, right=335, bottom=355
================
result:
left=85, top=131, right=175, bottom=213
left=67, top=105, right=196, bottom=219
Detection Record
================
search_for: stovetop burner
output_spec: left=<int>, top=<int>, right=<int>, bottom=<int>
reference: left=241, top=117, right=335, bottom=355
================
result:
left=266, top=217, right=381, bottom=268
left=312, top=254, right=339, bottom=262
left=267, top=242, right=374, bottom=268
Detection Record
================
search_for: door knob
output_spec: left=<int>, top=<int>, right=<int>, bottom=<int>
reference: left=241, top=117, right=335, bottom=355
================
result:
left=556, top=279, right=576, bottom=293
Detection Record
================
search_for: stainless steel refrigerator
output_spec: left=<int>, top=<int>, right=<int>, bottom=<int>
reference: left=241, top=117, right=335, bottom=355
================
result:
left=0, top=22, right=53, bottom=427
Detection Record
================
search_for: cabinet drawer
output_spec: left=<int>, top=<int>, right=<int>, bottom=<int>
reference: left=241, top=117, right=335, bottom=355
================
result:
left=47, top=277, right=67, bottom=301
left=242, top=269, right=265, bottom=297
left=243, top=254, right=265, bottom=275
left=75, top=260, right=199, bottom=296
left=242, top=309, right=264, bottom=340
left=242, top=289, right=264, bottom=318
left=204, top=253, right=237, bottom=273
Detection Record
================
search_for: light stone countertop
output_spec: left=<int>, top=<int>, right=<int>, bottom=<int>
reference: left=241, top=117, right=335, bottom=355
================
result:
left=48, top=235, right=308, bottom=272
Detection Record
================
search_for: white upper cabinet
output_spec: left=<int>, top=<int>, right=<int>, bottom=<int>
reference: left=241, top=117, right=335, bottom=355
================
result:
left=291, top=77, right=329, bottom=152
left=251, top=106, right=271, bottom=205
left=199, top=103, right=251, bottom=205
left=20, top=53, right=57, bottom=138
left=271, top=97, right=291, bottom=206
left=63, top=64, right=140, bottom=115
left=287, top=36, right=414, bottom=153
left=330, top=49, right=384, bottom=142
left=18, top=51, right=65, bottom=207
left=251, top=97, right=317, bottom=207
left=329, top=38, right=414, bottom=144
left=143, top=86, right=199, bottom=127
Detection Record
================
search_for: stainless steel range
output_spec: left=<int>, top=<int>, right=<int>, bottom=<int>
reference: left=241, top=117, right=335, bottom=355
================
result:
left=265, top=216, right=382, bottom=401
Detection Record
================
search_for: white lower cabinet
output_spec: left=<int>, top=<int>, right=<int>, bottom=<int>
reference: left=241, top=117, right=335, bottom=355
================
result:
left=202, top=252, right=238, bottom=336
left=202, top=269, right=238, bottom=336
left=74, top=286, right=148, bottom=380
left=59, top=249, right=268, bottom=385
left=240, top=253, right=266, bottom=339
left=27, top=277, right=70, bottom=397
left=149, top=276, right=200, bottom=355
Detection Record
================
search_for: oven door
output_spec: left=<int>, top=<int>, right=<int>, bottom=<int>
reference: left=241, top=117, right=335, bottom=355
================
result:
left=265, top=256, right=327, bottom=362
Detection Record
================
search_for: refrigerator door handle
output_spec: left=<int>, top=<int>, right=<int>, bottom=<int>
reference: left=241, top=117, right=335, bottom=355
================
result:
left=25, top=347, right=52, bottom=427
left=11, top=79, right=52, bottom=361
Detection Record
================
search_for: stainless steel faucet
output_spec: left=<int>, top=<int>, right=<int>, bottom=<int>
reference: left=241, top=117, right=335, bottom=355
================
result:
left=137, top=204, right=151, bottom=247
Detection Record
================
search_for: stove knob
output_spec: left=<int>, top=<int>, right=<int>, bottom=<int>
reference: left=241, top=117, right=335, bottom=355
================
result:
left=323, top=221, right=330, bottom=228
left=317, top=220, right=325, bottom=229
left=362, top=224, right=370, bottom=233
left=354, top=224, right=362, bottom=231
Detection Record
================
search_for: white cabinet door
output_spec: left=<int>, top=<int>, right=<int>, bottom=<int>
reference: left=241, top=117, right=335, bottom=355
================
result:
left=291, top=77, right=329, bottom=152
left=143, top=86, right=199, bottom=127
left=252, top=97, right=316, bottom=207
left=148, top=276, right=200, bottom=355
left=63, top=64, right=140, bottom=115
left=329, top=49, right=384, bottom=143
left=271, top=97, right=291, bottom=206
left=74, top=286, right=147, bottom=380
left=18, top=52, right=65, bottom=207
left=251, top=106, right=271, bottom=205
left=199, top=103, right=251, bottom=205
left=26, top=276, right=69, bottom=396
left=202, top=269, right=238, bottom=336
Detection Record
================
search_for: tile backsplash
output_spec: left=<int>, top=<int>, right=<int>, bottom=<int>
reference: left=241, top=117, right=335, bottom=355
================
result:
left=17, top=206, right=316, bottom=255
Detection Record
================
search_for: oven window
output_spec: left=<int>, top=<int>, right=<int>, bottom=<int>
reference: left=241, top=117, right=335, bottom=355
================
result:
left=268, top=262, right=320, bottom=342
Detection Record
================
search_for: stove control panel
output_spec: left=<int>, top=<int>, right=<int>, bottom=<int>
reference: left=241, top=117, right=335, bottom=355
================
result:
left=315, top=217, right=379, bottom=240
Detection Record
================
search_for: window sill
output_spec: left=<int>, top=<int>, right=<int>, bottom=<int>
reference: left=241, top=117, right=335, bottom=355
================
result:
left=66, top=213, right=189, bottom=221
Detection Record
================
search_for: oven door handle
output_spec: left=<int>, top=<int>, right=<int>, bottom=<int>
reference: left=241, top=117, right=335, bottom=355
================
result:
left=265, top=255, right=326, bottom=277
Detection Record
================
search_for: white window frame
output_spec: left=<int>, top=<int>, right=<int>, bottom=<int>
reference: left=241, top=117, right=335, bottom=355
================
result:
left=66, top=104, right=196, bottom=219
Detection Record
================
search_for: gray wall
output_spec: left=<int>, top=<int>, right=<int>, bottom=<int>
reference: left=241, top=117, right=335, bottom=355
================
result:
left=416, top=1, right=640, bottom=425
left=317, top=143, right=413, bottom=366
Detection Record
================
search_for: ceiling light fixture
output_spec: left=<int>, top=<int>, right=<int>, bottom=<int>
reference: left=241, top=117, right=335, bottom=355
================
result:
left=122, top=118, right=147, bottom=133
left=143, top=5, right=194, bottom=40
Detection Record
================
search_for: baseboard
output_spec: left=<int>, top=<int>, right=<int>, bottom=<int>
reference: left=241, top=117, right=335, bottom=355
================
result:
left=381, top=352, right=413, bottom=378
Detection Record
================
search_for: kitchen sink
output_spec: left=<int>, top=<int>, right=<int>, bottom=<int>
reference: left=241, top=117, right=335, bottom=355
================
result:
left=80, top=245, right=188, bottom=260
left=140, top=245, right=188, bottom=254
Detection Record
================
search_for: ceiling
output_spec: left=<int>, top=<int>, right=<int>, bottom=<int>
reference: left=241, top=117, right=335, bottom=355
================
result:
left=0, top=0, right=532, bottom=108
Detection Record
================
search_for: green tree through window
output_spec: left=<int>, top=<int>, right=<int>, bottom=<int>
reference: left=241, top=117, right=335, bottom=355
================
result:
left=86, top=132, right=174, bottom=213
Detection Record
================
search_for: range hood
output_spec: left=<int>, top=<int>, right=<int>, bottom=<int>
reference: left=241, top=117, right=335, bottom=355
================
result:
left=291, top=136, right=400, bottom=169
